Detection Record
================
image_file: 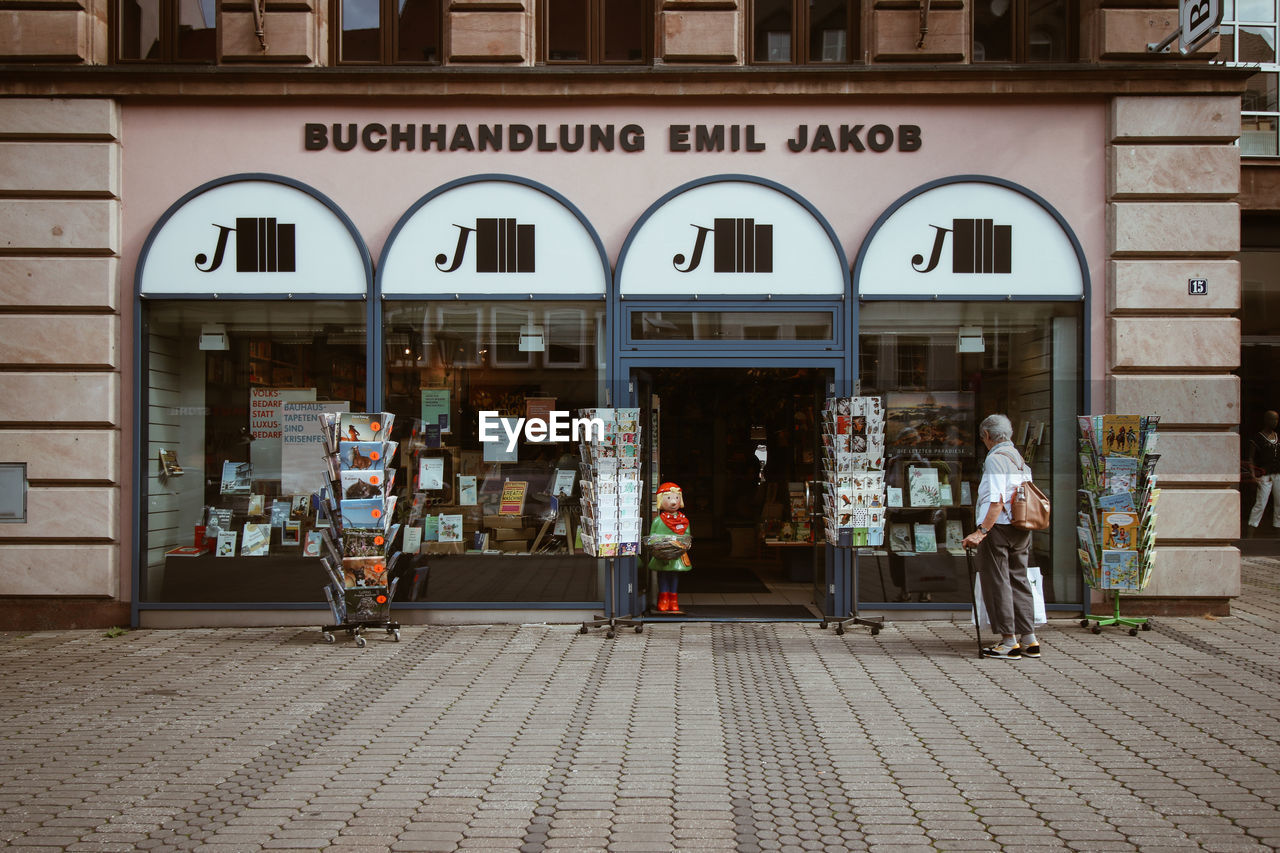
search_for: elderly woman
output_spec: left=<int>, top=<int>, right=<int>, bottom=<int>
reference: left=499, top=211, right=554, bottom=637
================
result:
left=961, top=414, right=1039, bottom=659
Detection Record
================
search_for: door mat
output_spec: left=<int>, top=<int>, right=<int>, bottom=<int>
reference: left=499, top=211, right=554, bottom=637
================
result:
left=672, top=563, right=771, bottom=594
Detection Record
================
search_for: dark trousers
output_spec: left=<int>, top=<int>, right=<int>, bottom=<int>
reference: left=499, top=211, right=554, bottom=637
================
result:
left=977, top=524, right=1034, bottom=637
left=657, top=572, right=680, bottom=594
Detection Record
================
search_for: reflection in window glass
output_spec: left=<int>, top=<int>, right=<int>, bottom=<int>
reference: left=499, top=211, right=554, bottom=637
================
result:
left=755, top=0, right=793, bottom=61
left=809, top=0, right=847, bottom=61
left=142, top=301, right=367, bottom=604
left=397, top=0, right=441, bottom=62
left=119, top=0, right=163, bottom=60
left=341, top=0, right=381, bottom=61
left=1216, top=24, right=1237, bottom=61
left=859, top=301, right=1082, bottom=607
left=176, top=0, right=217, bottom=60
left=1246, top=70, right=1279, bottom=111
left=972, top=0, right=1014, bottom=61
left=1028, top=0, right=1068, bottom=61
left=382, top=302, right=605, bottom=604
left=1243, top=114, right=1279, bottom=156
left=547, top=0, right=590, bottom=61
left=630, top=311, right=834, bottom=341
left=602, top=0, right=644, bottom=61
left=1239, top=0, right=1275, bottom=21
left=1240, top=26, right=1277, bottom=62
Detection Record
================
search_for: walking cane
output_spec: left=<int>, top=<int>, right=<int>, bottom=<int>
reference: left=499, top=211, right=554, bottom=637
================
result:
left=964, top=546, right=983, bottom=658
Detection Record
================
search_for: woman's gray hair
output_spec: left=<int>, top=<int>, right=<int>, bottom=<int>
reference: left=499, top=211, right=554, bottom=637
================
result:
left=979, top=414, right=1013, bottom=443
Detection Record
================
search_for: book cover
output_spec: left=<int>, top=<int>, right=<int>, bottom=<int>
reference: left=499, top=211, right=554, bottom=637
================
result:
left=270, top=500, right=290, bottom=528
left=887, top=487, right=904, bottom=508
left=220, top=460, right=252, bottom=495
left=403, top=524, right=423, bottom=554
left=240, top=522, right=270, bottom=556
left=341, top=469, right=387, bottom=500
left=1077, top=416, right=1097, bottom=455
left=303, top=530, right=324, bottom=557
left=342, top=528, right=387, bottom=558
left=907, top=466, right=941, bottom=507
left=1097, top=492, right=1135, bottom=512
left=342, top=556, right=387, bottom=588
left=1101, top=549, right=1142, bottom=589
left=1102, top=456, right=1139, bottom=494
left=1101, top=414, right=1141, bottom=457
left=913, top=523, right=938, bottom=553
left=458, top=475, right=478, bottom=506
left=290, top=494, right=311, bottom=519
left=888, top=523, right=912, bottom=553
left=165, top=544, right=208, bottom=557
left=339, top=412, right=387, bottom=443
left=282, top=520, right=301, bottom=547
left=339, top=441, right=388, bottom=471
left=158, top=448, right=183, bottom=477
left=215, top=530, right=237, bottom=557
left=420, top=388, right=451, bottom=434
left=418, top=457, right=445, bottom=491
left=552, top=469, right=576, bottom=498
left=340, top=498, right=388, bottom=529
left=1102, top=511, right=1138, bottom=550
left=944, top=520, right=965, bottom=552
left=247, top=494, right=265, bottom=517
left=1079, top=453, right=1098, bottom=492
left=500, top=481, right=528, bottom=515
left=438, top=513, right=463, bottom=543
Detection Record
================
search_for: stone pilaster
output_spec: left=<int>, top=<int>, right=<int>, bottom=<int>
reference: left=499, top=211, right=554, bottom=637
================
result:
left=0, top=98, right=123, bottom=606
left=1107, top=94, right=1241, bottom=607
left=446, top=0, right=533, bottom=65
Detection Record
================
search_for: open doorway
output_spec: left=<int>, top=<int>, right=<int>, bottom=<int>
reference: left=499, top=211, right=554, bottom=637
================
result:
left=639, top=367, right=831, bottom=618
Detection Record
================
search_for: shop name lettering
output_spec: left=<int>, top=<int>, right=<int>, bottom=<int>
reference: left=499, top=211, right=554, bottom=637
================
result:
left=302, top=123, right=922, bottom=154
left=478, top=411, right=605, bottom=453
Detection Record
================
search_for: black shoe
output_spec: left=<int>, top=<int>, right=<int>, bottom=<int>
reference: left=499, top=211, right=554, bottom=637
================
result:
left=1022, top=644, right=1041, bottom=658
left=980, top=642, right=1022, bottom=659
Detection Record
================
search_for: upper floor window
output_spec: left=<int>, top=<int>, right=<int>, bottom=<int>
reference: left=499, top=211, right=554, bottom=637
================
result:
left=972, top=0, right=1074, bottom=62
left=117, top=0, right=216, bottom=62
left=543, top=0, right=649, bottom=63
left=1215, top=0, right=1279, bottom=155
left=337, top=0, right=442, bottom=63
left=750, top=0, right=858, bottom=64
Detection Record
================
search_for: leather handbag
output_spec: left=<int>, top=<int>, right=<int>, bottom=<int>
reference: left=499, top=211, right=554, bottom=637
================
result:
left=997, top=450, right=1051, bottom=531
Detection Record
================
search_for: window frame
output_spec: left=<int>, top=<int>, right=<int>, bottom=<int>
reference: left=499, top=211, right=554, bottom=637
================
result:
left=113, top=0, right=218, bottom=63
left=970, top=0, right=1078, bottom=63
left=748, top=0, right=860, bottom=65
left=540, top=0, right=651, bottom=66
left=333, top=0, right=444, bottom=66
left=1215, top=0, right=1279, bottom=157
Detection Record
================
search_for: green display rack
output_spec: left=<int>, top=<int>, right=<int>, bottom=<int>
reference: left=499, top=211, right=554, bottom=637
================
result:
left=1076, top=414, right=1160, bottom=636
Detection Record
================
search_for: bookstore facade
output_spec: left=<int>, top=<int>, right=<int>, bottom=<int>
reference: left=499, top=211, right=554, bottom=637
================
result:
left=118, top=96, right=1119, bottom=627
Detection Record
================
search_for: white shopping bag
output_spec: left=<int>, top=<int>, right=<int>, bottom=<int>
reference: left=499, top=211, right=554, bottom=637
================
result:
left=972, top=566, right=1047, bottom=628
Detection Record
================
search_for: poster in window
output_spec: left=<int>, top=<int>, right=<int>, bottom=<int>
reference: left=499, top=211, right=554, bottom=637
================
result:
left=885, top=392, right=975, bottom=458
left=420, top=388, right=451, bottom=434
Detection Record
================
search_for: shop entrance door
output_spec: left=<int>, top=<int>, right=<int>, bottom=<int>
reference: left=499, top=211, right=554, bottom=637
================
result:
left=631, top=366, right=833, bottom=619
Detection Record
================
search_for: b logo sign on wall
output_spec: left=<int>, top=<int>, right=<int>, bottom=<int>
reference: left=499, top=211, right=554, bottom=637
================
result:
left=855, top=177, right=1086, bottom=299
left=618, top=178, right=846, bottom=296
left=380, top=177, right=608, bottom=296
left=138, top=177, right=370, bottom=296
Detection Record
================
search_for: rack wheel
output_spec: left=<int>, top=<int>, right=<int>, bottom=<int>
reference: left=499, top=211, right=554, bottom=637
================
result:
left=835, top=625, right=845, bottom=636
left=355, top=635, right=366, bottom=648
left=1128, top=628, right=1138, bottom=636
left=819, top=621, right=828, bottom=630
left=1141, top=622, right=1152, bottom=631
left=1091, top=625, right=1101, bottom=634
left=606, top=629, right=616, bottom=639
left=871, top=626, right=881, bottom=637
left=1080, top=619, right=1091, bottom=628
left=579, top=625, right=588, bottom=635
left=390, top=629, right=401, bottom=642
left=322, top=632, right=335, bottom=644
left=634, top=625, right=643, bottom=634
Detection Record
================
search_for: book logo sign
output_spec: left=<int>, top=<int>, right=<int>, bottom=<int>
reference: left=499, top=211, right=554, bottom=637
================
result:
left=436, top=218, right=536, bottom=274
left=911, top=218, right=1012, bottom=275
left=673, top=218, right=774, bottom=273
left=195, top=217, right=297, bottom=273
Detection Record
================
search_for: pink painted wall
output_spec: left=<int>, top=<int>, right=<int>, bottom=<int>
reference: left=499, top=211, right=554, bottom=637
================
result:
left=120, top=97, right=1106, bottom=385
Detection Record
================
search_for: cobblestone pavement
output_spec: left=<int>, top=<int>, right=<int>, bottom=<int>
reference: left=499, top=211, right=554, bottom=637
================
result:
left=4, top=561, right=1280, bottom=852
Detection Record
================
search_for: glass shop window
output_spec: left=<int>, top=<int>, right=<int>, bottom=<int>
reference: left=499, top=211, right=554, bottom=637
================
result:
left=751, top=0, right=858, bottom=64
left=857, top=301, right=1082, bottom=607
left=141, top=301, right=367, bottom=603
left=971, top=0, right=1075, bottom=62
left=381, top=301, right=607, bottom=603
left=544, top=0, right=648, bottom=64
left=337, top=0, right=442, bottom=64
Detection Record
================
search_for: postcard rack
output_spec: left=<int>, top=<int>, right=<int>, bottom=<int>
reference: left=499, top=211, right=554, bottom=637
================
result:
left=817, top=395, right=887, bottom=637
left=313, top=411, right=404, bottom=647
left=1076, top=414, right=1160, bottom=636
